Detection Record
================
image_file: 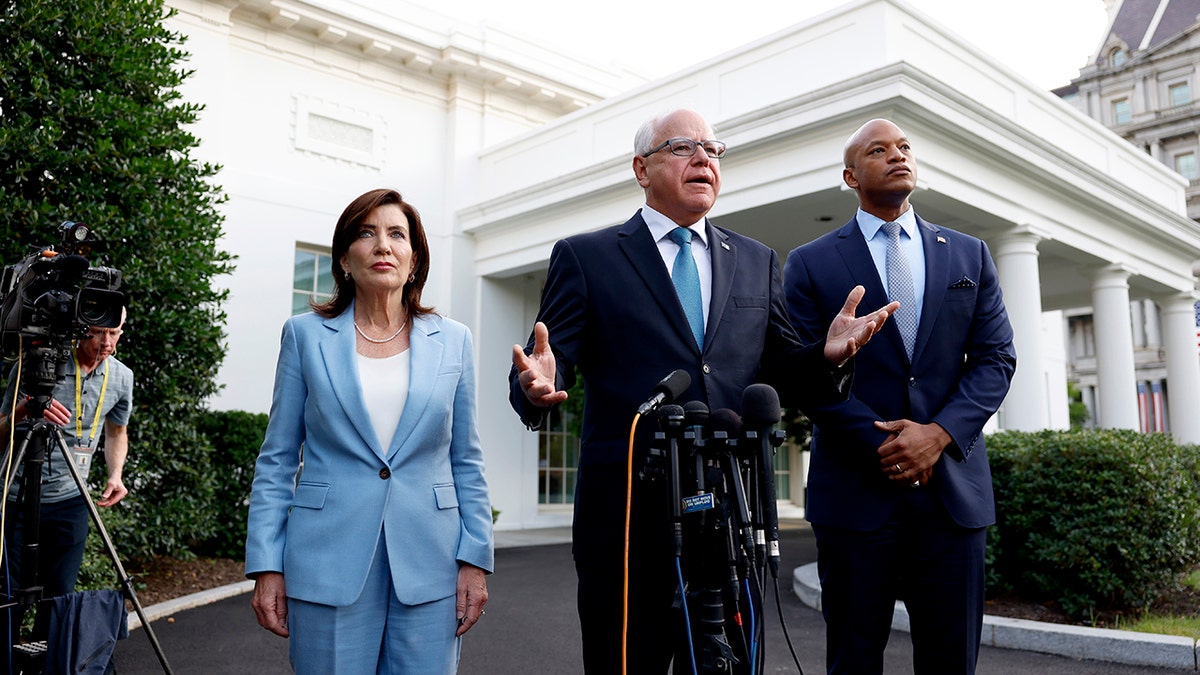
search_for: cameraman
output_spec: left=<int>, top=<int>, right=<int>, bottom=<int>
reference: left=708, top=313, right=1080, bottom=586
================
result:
left=0, top=308, right=133, bottom=644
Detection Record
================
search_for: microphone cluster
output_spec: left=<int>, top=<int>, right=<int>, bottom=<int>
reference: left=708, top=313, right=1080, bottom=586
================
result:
left=635, top=373, right=788, bottom=674
left=640, top=377, right=787, bottom=576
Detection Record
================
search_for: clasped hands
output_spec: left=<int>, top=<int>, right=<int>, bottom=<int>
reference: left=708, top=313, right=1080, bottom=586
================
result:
left=875, top=419, right=951, bottom=487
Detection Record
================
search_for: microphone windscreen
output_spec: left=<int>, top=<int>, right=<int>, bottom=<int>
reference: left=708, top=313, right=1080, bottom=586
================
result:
left=655, top=369, right=692, bottom=403
left=709, top=408, right=742, bottom=434
left=658, top=404, right=685, bottom=420
left=741, top=383, right=781, bottom=428
left=683, top=400, right=709, bottom=426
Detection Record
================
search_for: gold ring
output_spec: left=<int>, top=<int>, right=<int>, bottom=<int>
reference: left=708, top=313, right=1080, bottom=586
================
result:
left=894, top=464, right=902, bottom=474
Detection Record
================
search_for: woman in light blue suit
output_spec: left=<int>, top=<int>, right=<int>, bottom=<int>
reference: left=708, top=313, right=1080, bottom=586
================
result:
left=245, top=189, right=494, bottom=674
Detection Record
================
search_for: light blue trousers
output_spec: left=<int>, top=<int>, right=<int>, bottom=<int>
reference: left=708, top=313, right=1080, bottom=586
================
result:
left=287, top=539, right=461, bottom=674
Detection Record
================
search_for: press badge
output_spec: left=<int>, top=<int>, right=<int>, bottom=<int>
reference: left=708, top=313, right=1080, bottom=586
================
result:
left=70, top=445, right=97, bottom=473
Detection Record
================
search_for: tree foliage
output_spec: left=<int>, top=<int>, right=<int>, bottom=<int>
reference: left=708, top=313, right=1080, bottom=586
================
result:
left=0, top=0, right=234, bottom=559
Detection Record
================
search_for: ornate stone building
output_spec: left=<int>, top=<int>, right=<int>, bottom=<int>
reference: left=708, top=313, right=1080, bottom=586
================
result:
left=1055, top=0, right=1200, bottom=433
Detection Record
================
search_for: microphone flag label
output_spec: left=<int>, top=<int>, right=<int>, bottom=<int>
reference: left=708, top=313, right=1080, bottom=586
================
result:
left=682, top=493, right=715, bottom=513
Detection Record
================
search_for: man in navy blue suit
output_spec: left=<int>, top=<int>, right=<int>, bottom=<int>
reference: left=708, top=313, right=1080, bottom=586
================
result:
left=510, top=109, right=896, bottom=674
left=783, top=118, right=1016, bottom=674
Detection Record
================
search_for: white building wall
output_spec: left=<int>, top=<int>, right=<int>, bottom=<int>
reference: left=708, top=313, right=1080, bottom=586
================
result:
left=164, top=0, right=620, bottom=415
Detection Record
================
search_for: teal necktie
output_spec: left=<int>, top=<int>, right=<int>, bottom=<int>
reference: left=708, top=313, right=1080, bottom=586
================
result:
left=668, top=227, right=704, bottom=350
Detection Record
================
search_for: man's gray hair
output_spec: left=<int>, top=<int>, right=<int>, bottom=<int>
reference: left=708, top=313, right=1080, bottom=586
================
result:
left=633, top=110, right=717, bottom=156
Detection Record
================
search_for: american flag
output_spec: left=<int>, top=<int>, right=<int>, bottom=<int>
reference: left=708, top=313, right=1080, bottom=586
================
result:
left=1151, top=381, right=1166, bottom=433
left=1137, top=382, right=1149, bottom=432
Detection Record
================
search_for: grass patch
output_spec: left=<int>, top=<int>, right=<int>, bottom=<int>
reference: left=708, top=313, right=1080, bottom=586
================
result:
left=1122, top=567, right=1200, bottom=639
left=1184, top=569, right=1200, bottom=591
left=1123, top=615, right=1200, bottom=639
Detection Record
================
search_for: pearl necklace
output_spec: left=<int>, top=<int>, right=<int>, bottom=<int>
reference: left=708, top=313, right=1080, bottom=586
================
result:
left=353, top=321, right=407, bottom=344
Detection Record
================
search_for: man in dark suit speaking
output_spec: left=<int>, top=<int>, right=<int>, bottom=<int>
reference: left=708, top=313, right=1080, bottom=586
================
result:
left=783, top=118, right=1016, bottom=674
left=509, top=108, right=896, bottom=674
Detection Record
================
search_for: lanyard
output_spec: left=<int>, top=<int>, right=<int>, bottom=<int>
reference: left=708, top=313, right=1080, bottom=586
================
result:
left=74, top=351, right=110, bottom=447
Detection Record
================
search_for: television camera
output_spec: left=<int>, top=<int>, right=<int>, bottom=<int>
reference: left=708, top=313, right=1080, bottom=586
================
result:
left=0, top=221, right=124, bottom=409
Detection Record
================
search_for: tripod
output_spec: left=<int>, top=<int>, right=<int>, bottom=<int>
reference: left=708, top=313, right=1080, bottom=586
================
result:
left=1, top=399, right=172, bottom=674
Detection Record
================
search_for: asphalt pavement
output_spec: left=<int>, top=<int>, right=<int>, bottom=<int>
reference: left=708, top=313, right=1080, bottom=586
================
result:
left=109, top=521, right=1196, bottom=674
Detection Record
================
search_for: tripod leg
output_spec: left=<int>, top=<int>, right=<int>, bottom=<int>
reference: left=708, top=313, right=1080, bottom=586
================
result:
left=49, top=428, right=174, bottom=675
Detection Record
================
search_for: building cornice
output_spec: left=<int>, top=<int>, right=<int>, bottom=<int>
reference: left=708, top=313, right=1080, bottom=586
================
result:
left=181, top=0, right=634, bottom=114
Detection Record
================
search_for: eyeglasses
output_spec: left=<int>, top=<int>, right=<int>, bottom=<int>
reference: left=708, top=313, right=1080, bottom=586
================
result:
left=642, top=137, right=727, bottom=159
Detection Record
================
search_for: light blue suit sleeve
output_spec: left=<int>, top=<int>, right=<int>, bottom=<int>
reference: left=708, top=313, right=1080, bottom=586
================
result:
left=448, top=325, right=494, bottom=573
left=244, top=317, right=306, bottom=577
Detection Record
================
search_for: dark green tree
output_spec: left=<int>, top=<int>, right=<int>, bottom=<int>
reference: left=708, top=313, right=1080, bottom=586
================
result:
left=0, top=0, right=234, bottom=561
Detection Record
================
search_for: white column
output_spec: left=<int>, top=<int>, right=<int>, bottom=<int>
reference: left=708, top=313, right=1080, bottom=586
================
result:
left=1130, top=300, right=1147, bottom=348
left=994, top=229, right=1046, bottom=430
left=1144, top=299, right=1163, bottom=347
left=1041, top=311, right=1070, bottom=430
left=1158, top=292, right=1200, bottom=443
left=1091, top=265, right=1139, bottom=429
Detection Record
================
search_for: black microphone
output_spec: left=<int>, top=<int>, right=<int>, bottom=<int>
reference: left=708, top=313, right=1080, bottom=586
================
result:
left=636, top=369, right=691, bottom=416
left=683, top=401, right=709, bottom=495
left=742, top=383, right=783, bottom=577
left=683, top=400, right=709, bottom=434
left=657, top=404, right=687, bottom=557
left=711, top=408, right=756, bottom=565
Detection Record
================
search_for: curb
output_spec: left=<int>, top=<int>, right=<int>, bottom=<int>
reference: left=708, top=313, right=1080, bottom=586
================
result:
left=127, top=580, right=254, bottom=632
left=793, top=563, right=1199, bottom=671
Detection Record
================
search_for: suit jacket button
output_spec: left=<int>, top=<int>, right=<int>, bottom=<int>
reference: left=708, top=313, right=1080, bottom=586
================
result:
left=379, top=468, right=391, bottom=479
left=702, top=364, right=711, bottom=374
left=909, top=377, right=917, bottom=387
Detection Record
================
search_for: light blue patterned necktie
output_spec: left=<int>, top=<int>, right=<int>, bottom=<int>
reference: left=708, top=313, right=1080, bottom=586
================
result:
left=883, top=221, right=917, bottom=359
left=667, top=227, right=704, bottom=350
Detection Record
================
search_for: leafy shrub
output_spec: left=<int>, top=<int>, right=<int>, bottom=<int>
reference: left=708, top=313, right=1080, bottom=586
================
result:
left=987, top=429, right=1200, bottom=618
left=194, top=410, right=267, bottom=559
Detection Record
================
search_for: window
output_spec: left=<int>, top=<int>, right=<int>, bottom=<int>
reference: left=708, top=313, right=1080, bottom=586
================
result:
left=538, top=372, right=583, bottom=505
left=538, top=405, right=579, bottom=505
left=1176, top=152, right=1198, bottom=180
left=293, top=247, right=334, bottom=315
left=1170, top=83, right=1191, bottom=107
left=774, top=445, right=791, bottom=502
left=1110, top=48, right=1127, bottom=68
left=1112, top=99, right=1132, bottom=125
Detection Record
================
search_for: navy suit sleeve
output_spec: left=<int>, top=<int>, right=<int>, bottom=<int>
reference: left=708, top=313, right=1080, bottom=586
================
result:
left=508, top=238, right=582, bottom=429
left=759, top=248, right=848, bottom=409
left=782, top=246, right=891, bottom=455
left=928, top=240, right=1016, bottom=460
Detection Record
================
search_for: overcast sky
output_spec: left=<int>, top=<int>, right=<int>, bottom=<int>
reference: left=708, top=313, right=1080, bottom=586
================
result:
left=411, top=0, right=1111, bottom=91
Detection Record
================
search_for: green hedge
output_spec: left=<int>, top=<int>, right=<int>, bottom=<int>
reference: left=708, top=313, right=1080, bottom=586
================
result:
left=77, top=408, right=265, bottom=590
left=193, top=410, right=268, bottom=559
left=987, top=429, right=1200, bottom=618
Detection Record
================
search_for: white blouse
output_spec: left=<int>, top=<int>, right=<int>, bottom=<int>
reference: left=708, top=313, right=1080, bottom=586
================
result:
left=356, top=349, right=411, bottom=450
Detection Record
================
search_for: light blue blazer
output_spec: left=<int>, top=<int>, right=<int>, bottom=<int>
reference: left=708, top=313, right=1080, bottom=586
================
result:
left=245, top=307, right=494, bottom=607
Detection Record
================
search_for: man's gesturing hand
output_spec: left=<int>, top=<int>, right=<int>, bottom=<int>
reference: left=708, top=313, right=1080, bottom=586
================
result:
left=512, top=321, right=568, bottom=407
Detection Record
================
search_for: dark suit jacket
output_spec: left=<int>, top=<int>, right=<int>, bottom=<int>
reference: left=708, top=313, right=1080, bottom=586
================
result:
left=783, top=215, right=1015, bottom=531
left=510, top=210, right=841, bottom=470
